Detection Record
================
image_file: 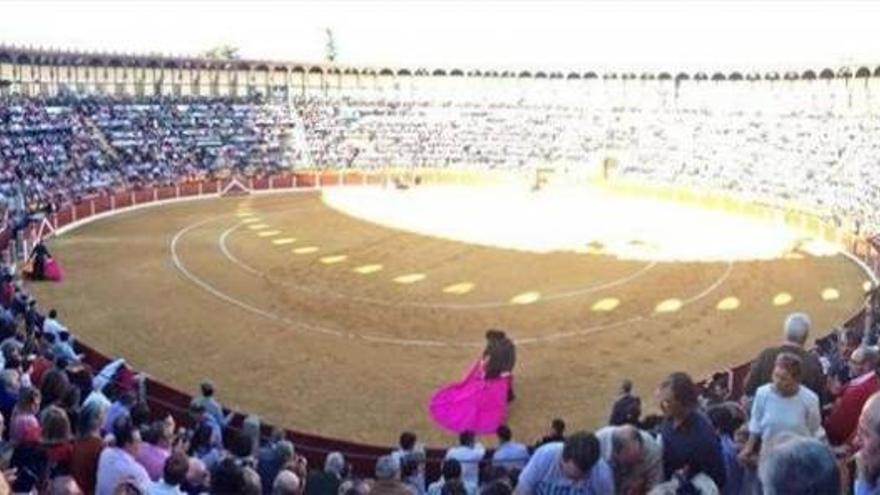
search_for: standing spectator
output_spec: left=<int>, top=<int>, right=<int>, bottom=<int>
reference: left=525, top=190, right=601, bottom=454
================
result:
left=514, top=431, right=613, bottom=495
left=492, top=425, right=530, bottom=471
left=608, top=380, right=641, bottom=426
left=71, top=400, right=107, bottom=495
left=373, top=454, right=411, bottom=494
left=742, top=313, right=826, bottom=399
left=825, top=345, right=880, bottom=447
left=657, top=372, right=726, bottom=490
left=10, top=387, right=41, bottom=443
left=706, top=404, right=745, bottom=495
left=257, top=430, right=295, bottom=494
left=135, top=417, right=173, bottom=481
left=427, top=459, right=471, bottom=495
left=532, top=419, right=566, bottom=451
left=595, top=424, right=663, bottom=494
left=42, top=309, right=67, bottom=340
left=304, top=451, right=345, bottom=495
left=95, top=416, right=151, bottom=495
left=392, top=431, right=426, bottom=493
left=757, top=435, right=840, bottom=495
left=444, top=431, right=485, bottom=488
left=190, top=381, right=228, bottom=428
left=740, top=353, right=824, bottom=468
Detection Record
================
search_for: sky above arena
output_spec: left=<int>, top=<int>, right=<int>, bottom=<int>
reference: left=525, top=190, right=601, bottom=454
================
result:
left=2, top=0, right=879, bottom=72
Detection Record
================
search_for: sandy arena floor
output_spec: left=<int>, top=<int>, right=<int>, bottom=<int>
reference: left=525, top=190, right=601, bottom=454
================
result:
left=29, top=189, right=870, bottom=446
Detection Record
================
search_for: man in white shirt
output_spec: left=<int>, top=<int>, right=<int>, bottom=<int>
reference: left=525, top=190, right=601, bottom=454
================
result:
left=42, top=308, right=67, bottom=339
left=492, top=425, right=530, bottom=471
left=96, top=416, right=151, bottom=495
left=444, top=431, right=486, bottom=487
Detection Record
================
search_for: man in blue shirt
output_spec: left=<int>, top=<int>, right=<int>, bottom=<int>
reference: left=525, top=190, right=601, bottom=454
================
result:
left=514, top=431, right=614, bottom=495
left=657, top=372, right=727, bottom=491
left=492, top=425, right=530, bottom=471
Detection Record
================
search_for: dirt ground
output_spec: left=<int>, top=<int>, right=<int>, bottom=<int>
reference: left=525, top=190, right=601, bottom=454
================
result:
left=29, top=191, right=869, bottom=446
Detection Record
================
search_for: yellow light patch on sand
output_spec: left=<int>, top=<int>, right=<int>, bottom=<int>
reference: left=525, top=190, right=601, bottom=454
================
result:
left=248, top=224, right=269, bottom=230
left=236, top=212, right=255, bottom=218
left=716, top=297, right=740, bottom=311
left=240, top=217, right=260, bottom=224
left=271, top=238, right=296, bottom=246
left=353, top=264, right=383, bottom=275
left=865, top=281, right=874, bottom=292
left=591, top=297, right=620, bottom=312
left=257, top=230, right=281, bottom=237
left=821, top=288, right=840, bottom=301
left=320, top=255, right=348, bottom=265
left=655, top=298, right=683, bottom=313
left=292, top=246, right=319, bottom=255
left=443, top=282, right=475, bottom=295
left=773, top=292, right=793, bottom=306
left=510, top=292, right=541, bottom=305
left=783, top=252, right=804, bottom=260
left=394, top=273, right=426, bottom=284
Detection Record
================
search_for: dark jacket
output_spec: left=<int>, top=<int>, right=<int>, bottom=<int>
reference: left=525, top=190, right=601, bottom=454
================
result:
left=484, top=337, right=516, bottom=379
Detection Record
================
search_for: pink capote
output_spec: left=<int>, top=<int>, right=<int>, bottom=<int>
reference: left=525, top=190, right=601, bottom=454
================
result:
left=43, top=257, right=64, bottom=282
left=429, top=359, right=510, bottom=434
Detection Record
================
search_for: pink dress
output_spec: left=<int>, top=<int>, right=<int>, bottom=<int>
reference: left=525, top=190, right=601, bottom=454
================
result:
left=429, top=359, right=510, bottom=434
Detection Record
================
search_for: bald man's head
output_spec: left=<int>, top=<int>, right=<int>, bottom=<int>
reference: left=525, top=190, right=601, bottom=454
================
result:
left=273, top=470, right=302, bottom=495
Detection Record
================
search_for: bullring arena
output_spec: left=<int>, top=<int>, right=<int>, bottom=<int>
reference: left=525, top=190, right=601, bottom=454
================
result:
left=26, top=170, right=872, bottom=445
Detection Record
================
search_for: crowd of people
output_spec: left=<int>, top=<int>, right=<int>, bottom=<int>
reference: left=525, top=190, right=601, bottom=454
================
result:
left=4, top=82, right=880, bottom=236
left=0, top=94, right=298, bottom=216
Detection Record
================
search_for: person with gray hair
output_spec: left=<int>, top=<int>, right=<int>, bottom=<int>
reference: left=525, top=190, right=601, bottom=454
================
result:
left=273, top=470, right=303, bottom=495
left=305, top=452, right=346, bottom=495
left=758, top=434, right=840, bottom=494
left=856, top=392, right=880, bottom=494
left=824, top=345, right=880, bottom=446
left=71, top=398, right=108, bottom=494
left=595, top=424, right=663, bottom=494
left=743, top=312, right=825, bottom=399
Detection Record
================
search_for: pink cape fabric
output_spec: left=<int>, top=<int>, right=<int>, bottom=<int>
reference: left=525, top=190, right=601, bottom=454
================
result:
left=43, top=257, right=64, bottom=282
left=429, top=359, right=510, bottom=434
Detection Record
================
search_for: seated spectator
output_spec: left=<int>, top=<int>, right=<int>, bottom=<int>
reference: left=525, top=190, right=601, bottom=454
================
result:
left=211, top=456, right=246, bottom=494
left=427, top=459, right=472, bottom=495
left=40, top=405, right=74, bottom=465
left=825, top=345, right=880, bottom=447
left=444, top=431, right=486, bottom=488
left=595, top=424, right=663, bottom=494
left=95, top=416, right=151, bottom=495
left=743, top=312, right=826, bottom=400
left=305, top=451, right=346, bottom=495
left=657, top=372, right=726, bottom=490
left=758, top=435, right=840, bottom=495
left=514, top=431, right=613, bottom=495
left=10, top=387, right=42, bottom=443
left=608, top=380, right=641, bottom=426
left=71, top=400, right=106, bottom=495
left=740, top=353, right=824, bottom=467
left=151, top=450, right=189, bottom=495
left=492, top=425, right=529, bottom=471
left=182, top=457, right=210, bottom=495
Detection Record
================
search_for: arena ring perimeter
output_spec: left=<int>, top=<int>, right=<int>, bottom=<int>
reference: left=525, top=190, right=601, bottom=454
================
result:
left=29, top=173, right=874, bottom=445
